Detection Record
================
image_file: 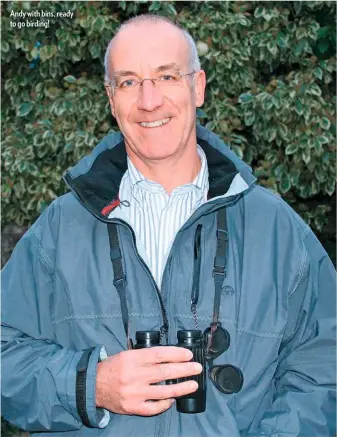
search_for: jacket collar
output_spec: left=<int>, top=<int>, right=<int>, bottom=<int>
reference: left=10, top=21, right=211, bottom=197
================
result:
left=63, top=124, right=256, bottom=221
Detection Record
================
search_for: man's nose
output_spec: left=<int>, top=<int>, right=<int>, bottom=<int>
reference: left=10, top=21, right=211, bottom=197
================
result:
left=137, top=79, right=164, bottom=111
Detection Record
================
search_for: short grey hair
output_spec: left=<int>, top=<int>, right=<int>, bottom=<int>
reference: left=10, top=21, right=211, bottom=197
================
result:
left=104, top=14, right=201, bottom=85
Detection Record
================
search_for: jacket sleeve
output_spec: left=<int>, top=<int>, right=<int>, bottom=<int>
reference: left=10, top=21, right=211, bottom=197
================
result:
left=1, top=205, right=109, bottom=432
left=245, top=227, right=336, bottom=437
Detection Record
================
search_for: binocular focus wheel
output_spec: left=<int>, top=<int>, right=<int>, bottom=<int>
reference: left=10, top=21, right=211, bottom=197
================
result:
left=209, top=364, right=244, bottom=394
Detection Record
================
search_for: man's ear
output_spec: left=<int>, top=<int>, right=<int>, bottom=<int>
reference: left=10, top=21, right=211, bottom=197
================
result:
left=105, top=85, right=115, bottom=117
left=195, top=70, right=206, bottom=108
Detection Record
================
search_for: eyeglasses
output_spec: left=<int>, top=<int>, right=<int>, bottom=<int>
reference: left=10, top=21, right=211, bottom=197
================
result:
left=107, top=71, right=195, bottom=94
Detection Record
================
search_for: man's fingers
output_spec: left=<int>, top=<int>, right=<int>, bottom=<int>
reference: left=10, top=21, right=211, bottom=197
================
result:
left=149, top=362, right=203, bottom=383
left=139, top=398, right=176, bottom=416
left=135, top=346, right=193, bottom=364
left=144, top=380, right=199, bottom=400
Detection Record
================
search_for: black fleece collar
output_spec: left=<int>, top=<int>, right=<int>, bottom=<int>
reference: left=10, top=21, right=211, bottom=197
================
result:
left=64, top=136, right=240, bottom=222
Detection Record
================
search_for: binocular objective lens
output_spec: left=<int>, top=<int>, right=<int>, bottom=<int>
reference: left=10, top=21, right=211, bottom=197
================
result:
left=209, top=365, right=243, bottom=394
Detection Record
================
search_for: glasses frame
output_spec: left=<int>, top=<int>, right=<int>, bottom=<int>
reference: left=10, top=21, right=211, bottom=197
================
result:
left=105, top=71, right=196, bottom=95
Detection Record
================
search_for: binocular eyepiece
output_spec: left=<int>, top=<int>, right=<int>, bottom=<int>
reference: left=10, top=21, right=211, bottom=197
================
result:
left=135, top=330, right=206, bottom=414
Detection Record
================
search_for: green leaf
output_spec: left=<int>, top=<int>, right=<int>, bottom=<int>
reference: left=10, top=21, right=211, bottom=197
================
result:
left=320, top=117, right=331, bottom=130
left=296, top=27, right=307, bottom=40
left=1, top=41, right=9, bottom=52
left=278, top=123, right=288, bottom=139
left=317, top=135, right=329, bottom=144
left=317, top=27, right=330, bottom=39
left=309, top=83, right=322, bottom=96
left=325, top=178, right=335, bottom=196
left=148, top=1, right=161, bottom=11
left=18, top=161, right=27, bottom=173
left=262, top=98, right=274, bottom=111
left=314, top=139, right=323, bottom=155
left=289, top=168, right=300, bottom=185
left=317, top=39, right=329, bottom=54
left=238, top=15, right=249, bottom=26
left=294, top=40, right=306, bottom=56
left=276, top=32, right=288, bottom=48
left=16, top=102, right=34, bottom=117
left=314, top=213, right=328, bottom=231
left=313, top=67, right=323, bottom=80
left=244, top=112, right=255, bottom=126
left=64, top=143, right=74, bottom=152
left=285, top=143, right=298, bottom=155
left=274, top=164, right=284, bottom=178
left=267, top=127, right=277, bottom=143
left=89, top=42, right=101, bottom=59
left=254, top=6, right=264, bottom=18
left=238, top=93, right=253, bottom=104
left=302, top=149, right=311, bottom=164
left=64, top=75, right=77, bottom=83
left=267, top=41, right=278, bottom=57
left=262, top=8, right=276, bottom=21
left=280, top=173, right=291, bottom=194
left=40, top=45, right=57, bottom=62
left=295, top=100, right=304, bottom=116
left=165, top=3, right=177, bottom=15
left=92, top=16, right=105, bottom=32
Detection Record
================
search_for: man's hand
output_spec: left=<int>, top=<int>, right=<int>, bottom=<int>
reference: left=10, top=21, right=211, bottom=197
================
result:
left=96, top=346, right=202, bottom=416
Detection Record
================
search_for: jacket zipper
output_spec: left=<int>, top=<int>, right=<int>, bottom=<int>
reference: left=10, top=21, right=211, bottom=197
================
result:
left=125, top=222, right=169, bottom=344
left=62, top=189, right=169, bottom=344
left=191, top=225, right=202, bottom=330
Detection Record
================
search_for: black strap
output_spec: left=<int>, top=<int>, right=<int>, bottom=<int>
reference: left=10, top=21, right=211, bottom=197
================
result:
left=107, top=223, right=132, bottom=349
left=76, top=347, right=95, bottom=427
left=107, top=209, right=228, bottom=352
left=207, top=207, right=228, bottom=351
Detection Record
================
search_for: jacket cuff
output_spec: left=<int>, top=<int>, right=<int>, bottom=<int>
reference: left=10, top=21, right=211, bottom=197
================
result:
left=85, top=345, right=110, bottom=428
left=66, top=346, right=110, bottom=428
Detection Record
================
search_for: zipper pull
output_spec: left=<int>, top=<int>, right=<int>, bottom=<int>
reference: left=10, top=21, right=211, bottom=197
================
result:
left=191, top=302, right=199, bottom=330
left=191, top=225, right=202, bottom=310
left=160, top=324, right=168, bottom=345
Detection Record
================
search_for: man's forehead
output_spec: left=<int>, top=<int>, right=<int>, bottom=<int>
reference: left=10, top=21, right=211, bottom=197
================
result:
left=109, top=22, right=189, bottom=72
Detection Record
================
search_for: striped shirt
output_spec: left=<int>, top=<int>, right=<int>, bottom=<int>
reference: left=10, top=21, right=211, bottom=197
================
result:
left=117, top=146, right=209, bottom=288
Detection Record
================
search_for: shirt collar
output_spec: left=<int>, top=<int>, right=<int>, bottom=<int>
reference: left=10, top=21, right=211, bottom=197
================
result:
left=127, top=145, right=209, bottom=194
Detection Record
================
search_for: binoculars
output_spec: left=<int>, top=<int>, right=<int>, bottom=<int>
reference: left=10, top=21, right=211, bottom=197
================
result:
left=135, top=329, right=206, bottom=414
left=134, top=327, right=244, bottom=414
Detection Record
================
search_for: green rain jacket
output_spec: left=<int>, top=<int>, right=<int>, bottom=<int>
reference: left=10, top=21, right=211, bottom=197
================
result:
left=2, top=125, right=336, bottom=437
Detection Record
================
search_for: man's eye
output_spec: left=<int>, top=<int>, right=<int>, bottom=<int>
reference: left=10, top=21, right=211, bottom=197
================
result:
left=160, top=75, right=176, bottom=81
left=121, top=79, right=136, bottom=88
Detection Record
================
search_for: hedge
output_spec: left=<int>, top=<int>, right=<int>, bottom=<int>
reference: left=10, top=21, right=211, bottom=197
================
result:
left=2, top=1, right=336, bottom=243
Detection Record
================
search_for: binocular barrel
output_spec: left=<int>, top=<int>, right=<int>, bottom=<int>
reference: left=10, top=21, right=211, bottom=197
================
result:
left=134, top=330, right=206, bottom=414
left=175, top=330, right=206, bottom=413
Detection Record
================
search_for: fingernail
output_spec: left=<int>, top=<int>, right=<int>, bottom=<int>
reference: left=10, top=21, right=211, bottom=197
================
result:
left=185, top=350, right=193, bottom=360
left=194, top=363, right=203, bottom=372
left=189, top=381, right=198, bottom=390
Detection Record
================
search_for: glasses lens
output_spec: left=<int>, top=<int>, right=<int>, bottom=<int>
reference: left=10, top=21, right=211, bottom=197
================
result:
left=209, top=364, right=244, bottom=394
left=203, top=325, right=230, bottom=361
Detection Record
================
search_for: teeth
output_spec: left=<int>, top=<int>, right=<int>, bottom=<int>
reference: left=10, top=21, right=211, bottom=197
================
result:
left=140, top=118, right=170, bottom=128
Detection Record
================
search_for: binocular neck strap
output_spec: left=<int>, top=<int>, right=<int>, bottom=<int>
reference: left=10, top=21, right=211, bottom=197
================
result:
left=107, top=206, right=228, bottom=351
left=207, top=207, right=228, bottom=350
left=107, top=223, right=133, bottom=350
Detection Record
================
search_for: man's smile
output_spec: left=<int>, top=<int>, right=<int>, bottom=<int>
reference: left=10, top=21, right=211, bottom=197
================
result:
left=138, top=117, right=171, bottom=128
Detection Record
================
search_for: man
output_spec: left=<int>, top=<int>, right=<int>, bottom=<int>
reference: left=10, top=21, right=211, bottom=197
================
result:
left=2, top=14, right=336, bottom=437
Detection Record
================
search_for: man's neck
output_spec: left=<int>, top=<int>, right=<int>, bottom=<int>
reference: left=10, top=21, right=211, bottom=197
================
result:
left=127, top=147, right=201, bottom=195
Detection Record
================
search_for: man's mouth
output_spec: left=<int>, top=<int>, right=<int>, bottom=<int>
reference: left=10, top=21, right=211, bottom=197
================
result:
left=139, top=117, right=171, bottom=128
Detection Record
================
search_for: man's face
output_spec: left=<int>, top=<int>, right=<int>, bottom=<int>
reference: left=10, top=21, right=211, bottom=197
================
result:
left=106, top=22, right=206, bottom=162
